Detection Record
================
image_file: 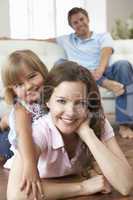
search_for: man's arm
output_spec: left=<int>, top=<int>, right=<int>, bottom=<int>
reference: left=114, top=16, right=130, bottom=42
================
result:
left=29, top=37, right=57, bottom=43
left=45, top=38, right=56, bottom=43
left=91, top=47, right=113, bottom=80
left=99, top=47, right=113, bottom=71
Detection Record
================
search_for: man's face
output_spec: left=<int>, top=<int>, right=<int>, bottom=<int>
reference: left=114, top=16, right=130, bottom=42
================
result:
left=70, top=12, right=89, bottom=38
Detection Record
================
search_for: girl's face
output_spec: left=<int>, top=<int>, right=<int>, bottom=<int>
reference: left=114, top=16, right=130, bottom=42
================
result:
left=12, top=65, right=44, bottom=103
left=47, top=81, right=88, bottom=135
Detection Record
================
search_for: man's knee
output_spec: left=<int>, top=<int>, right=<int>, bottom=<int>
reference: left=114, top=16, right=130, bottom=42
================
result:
left=113, top=60, right=132, bottom=74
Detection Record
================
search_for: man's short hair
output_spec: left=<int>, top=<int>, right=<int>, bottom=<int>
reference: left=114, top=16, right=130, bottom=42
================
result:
left=68, top=7, right=89, bottom=26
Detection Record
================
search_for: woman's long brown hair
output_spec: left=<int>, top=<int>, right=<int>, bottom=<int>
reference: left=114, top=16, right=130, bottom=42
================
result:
left=43, top=61, right=105, bottom=175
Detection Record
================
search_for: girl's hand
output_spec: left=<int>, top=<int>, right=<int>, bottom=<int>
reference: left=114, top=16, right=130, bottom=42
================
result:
left=20, top=162, right=44, bottom=200
left=80, top=175, right=111, bottom=195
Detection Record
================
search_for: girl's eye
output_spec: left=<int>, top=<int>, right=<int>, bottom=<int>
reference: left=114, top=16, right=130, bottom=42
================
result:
left=57, top=99, right=66, bottom=104
left=28, top=73, right=36, bottom=79
left=14, top=83, right=23, bottom=88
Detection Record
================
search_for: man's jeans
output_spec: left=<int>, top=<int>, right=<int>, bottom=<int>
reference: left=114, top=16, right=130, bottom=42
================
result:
left=0, top=129, right=13, bottom=160
left=97, top=60, right=133, bottom=125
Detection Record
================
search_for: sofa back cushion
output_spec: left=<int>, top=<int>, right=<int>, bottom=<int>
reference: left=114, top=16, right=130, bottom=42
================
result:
left=112, top=39, right=133, bottom=64
left=0, top=39, right=66, bottom=97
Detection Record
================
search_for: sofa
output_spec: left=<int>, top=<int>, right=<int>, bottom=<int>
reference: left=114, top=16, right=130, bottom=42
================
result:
left=0, top=38, right=133, bottom=117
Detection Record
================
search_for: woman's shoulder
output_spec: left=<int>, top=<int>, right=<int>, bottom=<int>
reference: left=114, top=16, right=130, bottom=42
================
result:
left=32, top=113, right=50, bottom=130
left=32, top=112, right=58, bottom=137
left=28, top=103, right=46, bottom=121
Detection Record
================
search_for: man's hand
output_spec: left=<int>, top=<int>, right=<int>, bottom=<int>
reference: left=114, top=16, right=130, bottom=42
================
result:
left=91, top=67, right=104, bottom=80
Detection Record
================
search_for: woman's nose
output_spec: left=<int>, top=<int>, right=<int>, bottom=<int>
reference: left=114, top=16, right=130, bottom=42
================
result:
left=66, top=103, right=75, bottom=115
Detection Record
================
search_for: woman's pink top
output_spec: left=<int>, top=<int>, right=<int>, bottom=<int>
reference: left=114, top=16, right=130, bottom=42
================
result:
left=32, top=113, right=114, bottom=178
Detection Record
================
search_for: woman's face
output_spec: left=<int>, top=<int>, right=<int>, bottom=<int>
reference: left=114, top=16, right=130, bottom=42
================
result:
left=12, top=64, right=44, bottom=103
left=47, top=81, right=88, bottom=135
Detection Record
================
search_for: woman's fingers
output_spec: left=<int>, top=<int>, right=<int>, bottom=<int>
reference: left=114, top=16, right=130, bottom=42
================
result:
left=102, top=178, right=112, bottom=194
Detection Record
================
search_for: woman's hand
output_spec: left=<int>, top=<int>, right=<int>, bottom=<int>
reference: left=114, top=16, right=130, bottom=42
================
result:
left=80, top=175, right=111, bottom=195
left=77, top=119, right=94, bottom=142
left=20, top=161, right=44, bottom=200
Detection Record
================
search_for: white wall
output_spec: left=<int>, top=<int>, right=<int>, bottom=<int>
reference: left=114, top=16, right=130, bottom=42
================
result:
left=107, top=0, right=133, bottom=32
left=0, top=0, right=10, bottom=37
left=86, top=0, right=107, bottom=32
left=0, top=0, right=133, bottom=37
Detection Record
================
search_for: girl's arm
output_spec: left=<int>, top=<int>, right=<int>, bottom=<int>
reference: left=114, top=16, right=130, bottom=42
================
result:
left=77, top=121, right=133, bottom=196
left=15, top=105, right=43, bottom=199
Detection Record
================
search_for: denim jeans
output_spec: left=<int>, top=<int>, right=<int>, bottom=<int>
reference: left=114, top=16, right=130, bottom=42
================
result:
left=97, top=60, right=133, bottom=125
left=0, top=129, right=13, bottom=160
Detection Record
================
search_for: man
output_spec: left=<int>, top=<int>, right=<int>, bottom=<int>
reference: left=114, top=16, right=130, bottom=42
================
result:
left=0, top=114, right=13, bottom=163
left=47, top=7, right=133, bottom=138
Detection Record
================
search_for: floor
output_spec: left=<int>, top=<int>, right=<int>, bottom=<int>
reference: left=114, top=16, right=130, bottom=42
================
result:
left=0, top=129, right=133, bottom=200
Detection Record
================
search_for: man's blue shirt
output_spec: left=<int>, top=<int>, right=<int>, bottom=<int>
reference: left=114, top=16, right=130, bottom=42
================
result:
left=56, top=32, right=114, bottom=70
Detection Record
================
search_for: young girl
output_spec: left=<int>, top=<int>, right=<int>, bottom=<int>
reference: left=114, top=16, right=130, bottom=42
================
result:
left=2, top=49, right=48, bottom=199
left=7, top=61, right=133, bottom=200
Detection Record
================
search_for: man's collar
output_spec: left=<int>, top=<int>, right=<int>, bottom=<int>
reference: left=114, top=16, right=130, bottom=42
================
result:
left=73, top=31, right=95, bottom=41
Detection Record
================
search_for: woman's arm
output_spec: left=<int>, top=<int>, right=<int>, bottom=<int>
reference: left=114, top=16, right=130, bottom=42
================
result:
left=15, top=105, right=43, bottom=198
left=41, top=175, right=108, bottom=199
left=77, top=121, right=133, bottom=195
left=7, top=148, right=110, bottom=200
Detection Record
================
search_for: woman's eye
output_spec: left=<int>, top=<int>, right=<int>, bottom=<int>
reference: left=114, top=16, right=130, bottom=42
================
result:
left=81, top=101, right=87, bottom=106
left=76, top=101, right=87, bottom=108
left=57, top=99, right=66, bottom=104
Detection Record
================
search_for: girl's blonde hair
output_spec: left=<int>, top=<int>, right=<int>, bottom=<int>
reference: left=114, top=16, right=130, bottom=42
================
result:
left=2, top=49, right=48, bottom=104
